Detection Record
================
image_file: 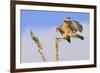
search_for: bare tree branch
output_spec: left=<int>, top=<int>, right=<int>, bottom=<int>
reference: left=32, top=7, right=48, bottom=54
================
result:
left=30, top=30, right=46, bottom=61
left=54, top=37, right=59, bottom=61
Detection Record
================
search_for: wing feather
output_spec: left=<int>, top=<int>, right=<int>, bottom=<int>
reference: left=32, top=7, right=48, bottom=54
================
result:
left=69, top=20, right=83, bottom=32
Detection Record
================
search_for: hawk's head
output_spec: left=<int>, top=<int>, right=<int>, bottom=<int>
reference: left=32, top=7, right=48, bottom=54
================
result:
left=64, top=18, right=72, bottom=24
left=64, top=18, right=71, bottom=21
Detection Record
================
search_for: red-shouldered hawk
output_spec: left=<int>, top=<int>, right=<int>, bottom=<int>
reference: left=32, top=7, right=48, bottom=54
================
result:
left=56, top=18, right=84, bottom=43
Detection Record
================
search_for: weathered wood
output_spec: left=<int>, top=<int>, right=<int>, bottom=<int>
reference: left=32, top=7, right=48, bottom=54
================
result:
left=30, top=30, right=46, bottom=61
left=54, top=37, right=59, bottom=61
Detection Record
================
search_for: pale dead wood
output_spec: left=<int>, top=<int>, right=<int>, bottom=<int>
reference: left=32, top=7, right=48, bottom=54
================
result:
left=54, top=37, right=59, bottom=61
left=30, top=30, right=46, bottom=61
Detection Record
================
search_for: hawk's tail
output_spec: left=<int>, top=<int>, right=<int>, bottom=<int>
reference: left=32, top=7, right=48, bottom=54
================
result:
left=76, top=34, right=84, bottom=40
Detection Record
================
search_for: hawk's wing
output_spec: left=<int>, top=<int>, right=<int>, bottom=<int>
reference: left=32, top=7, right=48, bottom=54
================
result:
left=69, top=20, right=83, bottom=33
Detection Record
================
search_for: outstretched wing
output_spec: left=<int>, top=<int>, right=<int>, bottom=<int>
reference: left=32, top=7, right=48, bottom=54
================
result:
left=69, top=20, right=83, bottom=33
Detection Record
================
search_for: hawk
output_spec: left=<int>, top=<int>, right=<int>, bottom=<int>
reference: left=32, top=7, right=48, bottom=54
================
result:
left=56, top=18, right=84, bottom=43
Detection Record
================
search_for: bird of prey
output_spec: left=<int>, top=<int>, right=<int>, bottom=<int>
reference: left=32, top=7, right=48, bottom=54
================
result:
left=56, top=18, right=84, bottom=43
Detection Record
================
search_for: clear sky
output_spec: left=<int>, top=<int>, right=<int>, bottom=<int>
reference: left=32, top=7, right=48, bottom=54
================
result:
left=21, top=9, right=90, bottom=33
left=20, top=9, right=90, bottom=63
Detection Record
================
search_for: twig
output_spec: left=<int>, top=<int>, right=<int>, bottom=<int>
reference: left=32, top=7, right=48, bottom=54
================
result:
left=30, top=30, right=46, bottom=61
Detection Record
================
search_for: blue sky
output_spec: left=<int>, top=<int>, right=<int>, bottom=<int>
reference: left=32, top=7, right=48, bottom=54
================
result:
left=20, top=9, right=90, bottom=62
left=21, top=9, right=90, bottom=33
